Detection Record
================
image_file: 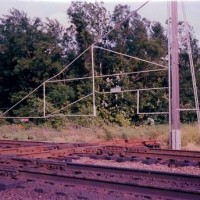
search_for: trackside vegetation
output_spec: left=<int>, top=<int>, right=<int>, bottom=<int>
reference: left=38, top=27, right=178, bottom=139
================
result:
left=0, top=1, right=200, bottom=128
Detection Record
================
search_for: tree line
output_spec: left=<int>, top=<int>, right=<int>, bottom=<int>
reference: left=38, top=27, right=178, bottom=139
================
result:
left=0, top=1, right=199, bottom=126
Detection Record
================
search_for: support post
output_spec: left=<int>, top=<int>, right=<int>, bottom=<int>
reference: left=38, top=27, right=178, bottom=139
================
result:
left=91, top=45, right=96, bottom=116
left=170, top=1, right=181, bottom=150
left=181, top=1, right=200, bottom=138
left=168, top=1, right=172, bottom=148
left=43, top=82, right=46, bottom=118
left=137, top=90, right=140, bottom=114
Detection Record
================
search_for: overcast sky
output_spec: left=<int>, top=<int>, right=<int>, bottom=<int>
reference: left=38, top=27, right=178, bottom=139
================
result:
left=0, top=0, right=200, bottom=41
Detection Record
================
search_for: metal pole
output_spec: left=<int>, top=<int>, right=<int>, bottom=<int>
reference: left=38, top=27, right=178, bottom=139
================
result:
left=181, top=1, right=200, bottom=138
left=168, top=1, right=172, bottom=148
left=137, top=90, right=140, bottom=114
left=91, top=45, right=96, bottom=116
left=43, top=82, right=46, bottom=118
left=170, top=0, right=181, bottom=150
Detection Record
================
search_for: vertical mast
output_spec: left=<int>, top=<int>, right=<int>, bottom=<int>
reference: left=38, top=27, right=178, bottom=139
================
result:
left=91, top=45, right=96, bottom=116
left=170, top=1, right=181, bottom=150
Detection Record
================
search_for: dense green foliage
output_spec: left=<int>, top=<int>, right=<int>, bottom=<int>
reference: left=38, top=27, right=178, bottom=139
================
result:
left=0, top=2, right=200, bottom=126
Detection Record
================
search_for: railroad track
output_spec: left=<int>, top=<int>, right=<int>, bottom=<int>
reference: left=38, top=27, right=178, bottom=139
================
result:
left=1, top=161, right=200, bottom=200
left=0, top=139, right=200, bottom=199
left=87, top=146, right=200, bottom=166
left=1, top=140, right=200, bottom=165
left=0, top=139, right=200, bottom=167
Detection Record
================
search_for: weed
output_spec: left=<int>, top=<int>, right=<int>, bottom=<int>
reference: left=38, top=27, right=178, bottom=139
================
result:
left=27, top=135, right=33, bottom=140
left=104, top=128, right=113, bottom=141
left=3, top=135, right=9, bottom=139
left=0, top=123, right=199, bottom=150
left=13, top=137, right=19, bottom=141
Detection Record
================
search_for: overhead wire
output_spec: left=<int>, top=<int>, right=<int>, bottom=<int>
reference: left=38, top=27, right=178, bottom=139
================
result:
left=181, top=1, right=200, bottom=137
left=0, top=1, right=153, bottom=118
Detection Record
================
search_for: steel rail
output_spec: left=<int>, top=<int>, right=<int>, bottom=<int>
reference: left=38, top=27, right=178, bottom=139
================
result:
left=1, top=158, right=200, bottom=192
left=17, top=170, right=200, bottom=200
left=0, top=143, right=199, bottom=166
left=100, top=146, right=200, bottom=163
left=1, top=162, right=200, bottom=200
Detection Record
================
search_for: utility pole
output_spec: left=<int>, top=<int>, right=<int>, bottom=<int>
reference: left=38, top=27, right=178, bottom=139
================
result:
left=170, top=1, right=181, bottom=150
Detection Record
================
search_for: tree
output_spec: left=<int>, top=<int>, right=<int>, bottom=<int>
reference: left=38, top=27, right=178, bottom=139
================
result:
left=95, top=4, right=168, bottom=125
left=1, top=3, right=199, bottom=126
left=0, top=9, right=63, bottom=117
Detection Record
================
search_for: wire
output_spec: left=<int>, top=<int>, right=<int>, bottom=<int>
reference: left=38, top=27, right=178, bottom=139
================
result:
left=46, top=68, right=167, bottom=83
left=49, top=93, right=93, bottom=115
left=1, top=1, right=150, bottom=118
left=49, top=1, right=150, bottom=81
left=94, top=46, right=167, bottom=68
left=181, top=1, right=200, bottom=137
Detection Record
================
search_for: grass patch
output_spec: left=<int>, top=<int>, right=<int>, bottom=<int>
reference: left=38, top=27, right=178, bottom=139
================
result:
left=0, top=123, right=199, bottom=150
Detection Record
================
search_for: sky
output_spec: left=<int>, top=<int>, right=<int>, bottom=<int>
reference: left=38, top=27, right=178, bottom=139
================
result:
left=0, top=0, right=200, bottom=41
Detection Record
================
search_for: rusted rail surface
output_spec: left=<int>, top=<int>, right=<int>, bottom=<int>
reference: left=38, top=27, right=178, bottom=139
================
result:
left=85, top=145, right=200, bottom=166
left=0, top=140, right=200, bottom=166
left=0, top=140, right=51, bottom=149
left=16, top=145, right=199, bottom=167
left=0, top=139, right=200, bottom=199
left=0, top=142, right=96, bottom=156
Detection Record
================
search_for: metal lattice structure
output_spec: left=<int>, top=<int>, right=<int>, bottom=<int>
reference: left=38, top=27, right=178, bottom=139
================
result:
left=0, top=1, right=199, bottom=150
